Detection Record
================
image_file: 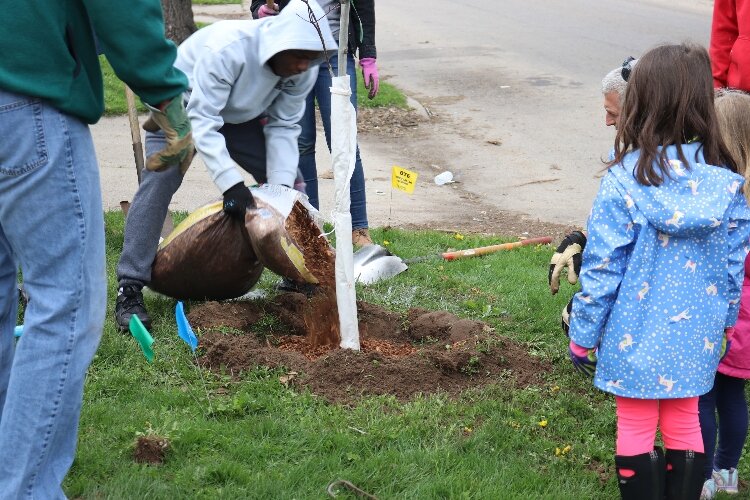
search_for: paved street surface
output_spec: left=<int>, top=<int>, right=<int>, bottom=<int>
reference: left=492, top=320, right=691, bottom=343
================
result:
left=92, top=0, right=714, bottom=233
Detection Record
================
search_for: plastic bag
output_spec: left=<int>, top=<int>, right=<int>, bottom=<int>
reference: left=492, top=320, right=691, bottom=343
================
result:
left=247, top=185, right=335, bottom=288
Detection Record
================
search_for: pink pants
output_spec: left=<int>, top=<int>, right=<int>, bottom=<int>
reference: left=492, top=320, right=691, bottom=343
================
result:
left=616, top=396, right=704, bottom=456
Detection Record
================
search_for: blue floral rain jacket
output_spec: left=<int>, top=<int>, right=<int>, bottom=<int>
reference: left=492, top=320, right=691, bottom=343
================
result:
left=569, top=143, right=750, bottom=398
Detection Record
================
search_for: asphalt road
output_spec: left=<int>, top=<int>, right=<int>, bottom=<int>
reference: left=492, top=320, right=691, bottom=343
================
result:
left=374, top=0, right=713, bottom=225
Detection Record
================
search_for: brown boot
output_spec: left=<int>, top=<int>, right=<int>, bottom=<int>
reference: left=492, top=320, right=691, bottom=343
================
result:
left=352, top=228, right=373, bottom=247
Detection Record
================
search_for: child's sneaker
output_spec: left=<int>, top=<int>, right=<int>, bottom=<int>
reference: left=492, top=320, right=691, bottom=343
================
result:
left=712, top=468, right=739, bottom=494
left=701, top=478, right=717, bottom=499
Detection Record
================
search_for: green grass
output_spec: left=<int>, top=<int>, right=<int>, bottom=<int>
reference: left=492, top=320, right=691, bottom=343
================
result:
left=101, top=55, right=407, bottom=115
left=101, top=56, right=147, bottom=116
left=356, top=68, right=407, bottom=109
left=53, top=212, right=651, bottom=498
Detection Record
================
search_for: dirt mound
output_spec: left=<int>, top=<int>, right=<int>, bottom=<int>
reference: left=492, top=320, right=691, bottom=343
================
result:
left=192, top=293, right=549, bottom=403
left=133, top=435, right=170, bottom=465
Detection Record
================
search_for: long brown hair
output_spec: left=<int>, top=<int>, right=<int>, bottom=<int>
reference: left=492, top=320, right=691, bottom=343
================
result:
left=608, top=43, right=737, bottom=184
left=715, top=89, right=750, bottom=200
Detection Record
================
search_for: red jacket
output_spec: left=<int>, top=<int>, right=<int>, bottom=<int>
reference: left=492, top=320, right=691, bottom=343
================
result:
left=719, top=253, right=750, bottom=379
left=711, top=0, right=750, bottom=90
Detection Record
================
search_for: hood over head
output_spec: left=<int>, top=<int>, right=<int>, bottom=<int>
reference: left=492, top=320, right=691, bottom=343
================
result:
left=258, top=0, right=338, bottom=67
left=609, top=143, right=744, bottom=237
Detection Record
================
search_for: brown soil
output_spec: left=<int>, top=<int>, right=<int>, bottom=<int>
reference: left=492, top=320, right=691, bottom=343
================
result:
left=191, top=293, right=550, bottom=404
left=133, top=435, right=170, bottom=465
left=286, top=201, right=336, bottom=288
left=284, top=201, right=340, bottom=348
left=358, top=106, right=427, bottom=137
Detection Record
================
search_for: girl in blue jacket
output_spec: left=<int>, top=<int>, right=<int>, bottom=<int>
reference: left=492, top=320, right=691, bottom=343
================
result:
left=568, top=43, right=750, bottom=499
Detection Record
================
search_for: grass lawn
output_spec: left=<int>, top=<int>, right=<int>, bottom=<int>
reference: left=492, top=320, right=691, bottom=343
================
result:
left=50, top=212, right=641, bottom=499
left=101, top=54, right=406, bottom=116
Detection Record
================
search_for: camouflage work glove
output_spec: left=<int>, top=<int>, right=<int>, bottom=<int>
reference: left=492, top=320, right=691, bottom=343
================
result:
left=144, top=96, right=194, bottom=174
left=549, top=231, right=587, bottom=294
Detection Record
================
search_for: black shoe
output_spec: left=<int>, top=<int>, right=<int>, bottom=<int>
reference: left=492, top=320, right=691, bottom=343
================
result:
left=115, top=285, right=152, bottom=333
left=275, top=278, right=318, bottom=297
left=17, top=283, right=29, bottom=307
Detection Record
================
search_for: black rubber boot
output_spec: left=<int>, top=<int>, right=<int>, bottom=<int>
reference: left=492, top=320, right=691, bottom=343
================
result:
left=115, top=285, right=152, bottom=333
left=665, top=449, right=706, bottom=500
left=615, top=448, right=665, bottom=499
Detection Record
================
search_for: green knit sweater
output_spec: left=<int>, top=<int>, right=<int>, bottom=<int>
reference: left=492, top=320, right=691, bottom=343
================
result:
left=0, top=0, right=188, bottom=124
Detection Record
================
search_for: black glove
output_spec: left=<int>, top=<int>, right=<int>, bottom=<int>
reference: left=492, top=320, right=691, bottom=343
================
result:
left=561, top=296, right=573, bottom=337
left=222, top=182, right=256, bottom=219
left=548, top=231, right=587, bottom=295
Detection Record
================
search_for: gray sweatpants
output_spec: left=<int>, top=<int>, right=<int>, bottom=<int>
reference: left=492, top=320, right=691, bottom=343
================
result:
left=116, top=118, right=266, bottom=288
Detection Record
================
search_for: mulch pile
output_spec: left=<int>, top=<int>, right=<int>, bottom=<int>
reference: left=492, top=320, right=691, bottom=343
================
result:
left=189, top=293, right=550, bottom=404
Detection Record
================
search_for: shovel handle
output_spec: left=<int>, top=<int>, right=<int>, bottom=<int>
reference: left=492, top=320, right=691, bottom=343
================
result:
left=441, top=236, right=552, bottom=261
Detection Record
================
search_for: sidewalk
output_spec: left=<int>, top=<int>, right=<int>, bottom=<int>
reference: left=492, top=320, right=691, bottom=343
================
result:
left=91, top=1, right=493, bottom=233
left=91, top=113, right=467, bottom=230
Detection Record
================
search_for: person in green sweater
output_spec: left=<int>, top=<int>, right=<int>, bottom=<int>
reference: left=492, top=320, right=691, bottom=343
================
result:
left=0, top=1, right=191, bottom=496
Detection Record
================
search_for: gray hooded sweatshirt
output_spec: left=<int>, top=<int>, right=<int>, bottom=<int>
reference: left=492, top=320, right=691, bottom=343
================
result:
left=176, top=0, right=337, bottom=192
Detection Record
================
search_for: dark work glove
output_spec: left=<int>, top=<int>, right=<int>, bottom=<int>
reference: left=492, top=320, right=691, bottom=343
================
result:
left=561, top=296, right=573, bottom=337
left=549, top=231, right=587, bottom=295
left=222, top=182, right=256, bottom=219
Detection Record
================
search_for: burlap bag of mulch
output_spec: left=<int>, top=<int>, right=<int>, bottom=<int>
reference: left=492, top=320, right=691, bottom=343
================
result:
left=150, top=186, right=334, bottom=300
left=150, top=202, right=263, bottom=300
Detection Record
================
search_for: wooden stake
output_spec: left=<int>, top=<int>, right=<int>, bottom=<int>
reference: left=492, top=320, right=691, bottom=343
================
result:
left=125, top=86, right=145, bottom=184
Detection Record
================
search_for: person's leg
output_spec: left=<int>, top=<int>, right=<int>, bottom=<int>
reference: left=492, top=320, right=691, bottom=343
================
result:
left=614, top=396, right=664, bottom=499
left=617, top=396, right=660, bottom=455
left=297, top=66, right=326, bottom=209
left=219, top=118, right=268, bottom=184
left=698, top=386, right=718, bottom=479
left=661, top=397, right=705, bottom=452
left=345, top=53, right=369, bottom=234
left=713, top=373, right=746, bottom=492
left=0, top=226, right=18, bottom=416
left=0, top=91, right=106, bottom=498
left=661, top=397, right=706, bottom=500
left=115, top=130, right=184, bottom=330
left=318, top=54, right=370, bottom=243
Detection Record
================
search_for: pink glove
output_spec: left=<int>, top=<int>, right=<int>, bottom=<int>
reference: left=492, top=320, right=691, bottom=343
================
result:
left=258, top=3, right=279, bottom=17
left=360, top=58, right=379, bottom=99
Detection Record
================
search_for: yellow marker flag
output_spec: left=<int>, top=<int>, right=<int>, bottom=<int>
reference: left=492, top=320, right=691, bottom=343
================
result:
left=391, top=166, right=418, bottom=194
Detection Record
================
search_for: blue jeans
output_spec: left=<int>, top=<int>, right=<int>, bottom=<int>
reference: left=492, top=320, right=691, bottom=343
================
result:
left=699, top=372, right=748, bottom=478
left=298, top=53, right=368, bottom=230
left=0, top=90, right=106, bottom=498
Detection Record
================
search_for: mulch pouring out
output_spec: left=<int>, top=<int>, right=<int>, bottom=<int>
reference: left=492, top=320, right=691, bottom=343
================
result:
left=190, top=206, right=549, bottom=404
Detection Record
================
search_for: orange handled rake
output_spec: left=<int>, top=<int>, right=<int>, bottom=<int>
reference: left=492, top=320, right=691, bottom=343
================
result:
left=432, top=236, right=553, bottom=262
left=353, top=236, right=553, bottom=284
